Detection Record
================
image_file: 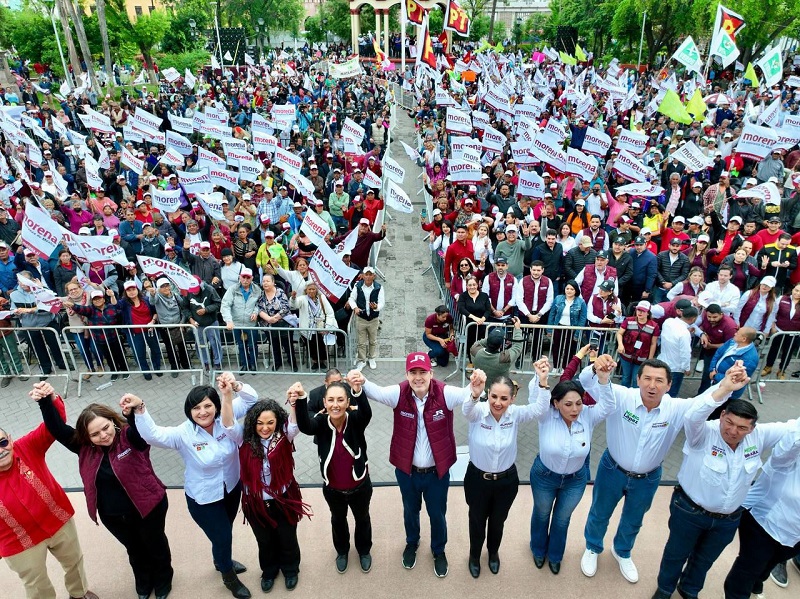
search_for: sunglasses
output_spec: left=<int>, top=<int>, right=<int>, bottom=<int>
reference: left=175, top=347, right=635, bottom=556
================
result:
left=0, top=437, right=8, bottom=448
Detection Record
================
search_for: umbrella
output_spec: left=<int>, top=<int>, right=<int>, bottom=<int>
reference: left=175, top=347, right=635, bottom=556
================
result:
left=704, top=93, right=733, bottom=105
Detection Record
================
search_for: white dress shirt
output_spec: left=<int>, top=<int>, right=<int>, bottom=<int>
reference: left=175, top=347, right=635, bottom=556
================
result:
left=587, top=294, right=623, bottom=325
left=580, top=366, right=699, bottom=474
left=678, top=396, right=795, bottom=514
left=733, top=291, right=776, bottom=332
left=482, top=273, right=517, bottom=312
left=534, top=378, right=616, bottom=474
left=658, top=317, right=693, bottom=372
left=363, top=379, right=470, bottom=469
left=745, top=420, right=800, bottom=547
left=136, top=384, right=259, bottom=504
left=348, top=283, right=385, bottom=316
left=698, top=281, right=741, bottom=316
left=667, top=281, right=702, bottom=301
left=573, top=267, right=619, bottom=299
left=513, top=275, right=554, bottom=316
left=461, top=377, right=550, bottom=473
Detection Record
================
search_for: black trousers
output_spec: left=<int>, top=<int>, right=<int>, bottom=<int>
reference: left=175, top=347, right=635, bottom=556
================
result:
left=723, top=509, right=800, bottom=598
left=159, top=327, right=190, bottom=370
left=99, top=495, right=173, bottom=596
left=26, top=328, right=67, bottom=373
left=249, top=500, right=301, bottom=580
left=185, top=482, right=241, bottom=574
left=322, top=478, right=373, bottom=556
left=463, top=462, right=519, bottom=559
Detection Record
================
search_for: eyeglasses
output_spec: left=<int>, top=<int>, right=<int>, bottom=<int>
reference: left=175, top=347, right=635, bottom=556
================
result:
left=0, top=437, right=9, bottom=448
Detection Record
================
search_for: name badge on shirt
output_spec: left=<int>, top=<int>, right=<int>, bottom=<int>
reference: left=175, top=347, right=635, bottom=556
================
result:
left=216, top=433, right=227, bottom=442
left=480, top=423, right=493, bottom=430
left=743, top=445, right=759, bottom=459
left=710, top=444, right=727, bottom=457
left=500, top=421, right=514, bottom=430
left=193, top=442, right=208, bottom=451
left=431, top=409, right=446, bottom=422
left=634, top=340, right=643, bottom=349
left=116, top=448, right=132, bottom=460
left=622, top=410, right=640, bottom=426
left=651, top=421, right=668, bottom=429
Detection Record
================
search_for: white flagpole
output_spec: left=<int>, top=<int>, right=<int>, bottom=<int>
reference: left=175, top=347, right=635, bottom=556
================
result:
left=636, top=11, right=647, bottom=70
left=401, top=4, right=407, bottom=75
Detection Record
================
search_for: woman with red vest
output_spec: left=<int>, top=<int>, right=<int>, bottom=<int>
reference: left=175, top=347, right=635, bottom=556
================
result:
left=347, top=356, right=487, bottom=578
left=35, top=389, right=172, bottom=599
left=615, top=301, right=660, bottom=388
left=667, top=267, right=706, bottom=302
left=450, top=257, right=485, bottom=302
left=762, top=282, right=800, bottom=379
left=461, top=365, right=551, bottom=578
left=683, top=234, right=718, bottom=276
left=734, top=276, right=778, bottom=334
left=234, top=392, right=311, bottom=593
left=587, top=279, right=624, bottom=327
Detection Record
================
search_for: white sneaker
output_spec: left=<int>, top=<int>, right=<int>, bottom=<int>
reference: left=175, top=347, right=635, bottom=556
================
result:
left=580, top=549, right=598, bottom=577
left=611, top=548, right=639, bottom=583
left=368, top=359, right=377, bottom=369
left=750, top=593, right=765, bottom=599
left=695, top=360, right=704, bottom=373
left=355, top=361, right=366, bottom=371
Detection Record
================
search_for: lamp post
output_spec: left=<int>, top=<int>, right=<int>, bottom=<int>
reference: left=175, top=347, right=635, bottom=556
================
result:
left=188, top=18, right=198, bottom=49
left=514, top=16, right=523, bottom=52
left=322, top=18, right=329, bottom=49
left=256, top=18, right=265, bottom=61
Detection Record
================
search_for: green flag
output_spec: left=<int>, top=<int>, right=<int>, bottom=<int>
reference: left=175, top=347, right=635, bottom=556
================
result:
left=756, top=47, right=784, bottom=87
left=658, top=89, right=693, bottom=125
left=671, top=36, right=703, bottom=73
left=685, top=90, right=706, bottom=120
left=559, top=51, right=577, bottom=66
left=575, top=45, right=587, bottom=62
left=710, top=30, right=739, bottom=69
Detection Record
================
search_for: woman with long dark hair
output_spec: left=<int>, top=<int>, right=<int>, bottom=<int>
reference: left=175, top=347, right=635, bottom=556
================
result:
left=233, top=389, right=311, bottom=593
left=34, top=383, right=173, bottom=599
left=547, top=280, right=587, bottom=371
left=130, top=374, right=259, bottom=598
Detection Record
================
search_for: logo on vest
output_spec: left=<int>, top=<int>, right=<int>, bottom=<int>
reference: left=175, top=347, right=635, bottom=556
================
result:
left=431, top=409, right=446, bottom=422
left=116, top=448, right=132, bottom=460
left=400, top=410, right=415, bottom=419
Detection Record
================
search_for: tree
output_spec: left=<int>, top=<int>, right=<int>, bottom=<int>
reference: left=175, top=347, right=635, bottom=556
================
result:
left=1, top=9, right=63, bottom=73
left=106, top=2, right=170, bottom=84
left=611, top=0, right=696, bottom=66
left=64, top=0, right=100, bottom=92
left=54, top=0, right=84, bottom=83
left=161, top=1, right=212, bottom=54
left=95, top=0, right=113, bottom=87
left=223, top=0, right=304, bottom=42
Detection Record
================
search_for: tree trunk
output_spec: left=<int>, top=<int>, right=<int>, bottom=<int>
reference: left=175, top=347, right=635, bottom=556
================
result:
left=65, top=0, right=100, bottom=94
left=487, top=0, right=498, bottom=43
left=141, top=48, right=158, bottom=84
left=95, top=0, right=114, bottom=88
left=56, top=0, right=83, bottom=85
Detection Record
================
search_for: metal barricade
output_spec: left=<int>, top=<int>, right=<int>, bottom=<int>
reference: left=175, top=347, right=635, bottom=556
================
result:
left=204, top=324, right=353, bottom=377
left=1, top=326, right=71, bottom=397
left=62, top=324, right=205, bottom=397
left=751, top=330, right=800, bottom=404
left=454, top=321, right=622, bottom=385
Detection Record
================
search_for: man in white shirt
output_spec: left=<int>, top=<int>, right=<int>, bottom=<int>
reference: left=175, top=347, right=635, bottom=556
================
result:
left=698, top=265, right=741, bottom=316
left=348, top=267, right=384, bottom=371
left=657, top=306, right=699, bottom=397
left=482, top=257, right=517, bottom=321
left=346, top=357, right=486, bottom=578
left=513, top=261, right=553, bottom=355
left=578, top=356, right=706, bottom=584
left=653, top=362, right=794, bottom=599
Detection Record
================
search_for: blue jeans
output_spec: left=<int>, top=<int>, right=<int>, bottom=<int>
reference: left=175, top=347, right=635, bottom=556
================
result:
left=73, top=331, right=101, bottom=371
left=233, top=327, right=258, bottom=371
left=669, top=372, right=685, bottom=397
left=657, top=488, right=742, bottom=597
left=619, top=359, right=640, bottom=388
left=422, top=334, right=450, bottom=367
left=584, top=450, right=662, bottom=558
left=127, top=330, right=163, bottom=373
left=395, top=467, right=450, bottom=554
left=529, top=455, right=588, bottom=563
left=199, top=325, right=222, bottom=367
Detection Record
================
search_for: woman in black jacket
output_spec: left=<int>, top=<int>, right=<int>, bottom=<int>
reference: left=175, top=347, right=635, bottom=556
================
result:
left=291, top=379, right=373, bottom=575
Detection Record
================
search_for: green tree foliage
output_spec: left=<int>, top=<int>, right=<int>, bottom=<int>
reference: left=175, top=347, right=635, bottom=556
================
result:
left=161, top=0, right=211, bottom=54
left=105, top=2, right=170, bottom=83
left=157, top=49, right=210, bottom=73
left=1, top=9, right=64, bottom=74
left=223, top=0, right=304, bottom=41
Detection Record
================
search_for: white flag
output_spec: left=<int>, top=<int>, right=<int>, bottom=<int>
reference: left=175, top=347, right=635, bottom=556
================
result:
left=756, top=46, right=784, bottom=87
left=386, top=180, right=414, bottom=213
left=672, top=36, right=703, bottom=73
left=184, top=69, right=197, bottom=89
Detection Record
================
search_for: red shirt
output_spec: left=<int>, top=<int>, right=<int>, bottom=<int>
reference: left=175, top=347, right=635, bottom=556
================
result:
left=326, top=429, right=359, bottom=491
left=0, top=396, right=73, bottom=558
left=755, top=228, right=784, bottom=249
left=660, top=229, right=690, bottom=252
left=130, top=300, right=152, bottom=327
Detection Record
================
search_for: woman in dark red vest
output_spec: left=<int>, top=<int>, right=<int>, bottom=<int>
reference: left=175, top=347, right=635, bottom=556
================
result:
left=615, top=301, right=660, bottom=387
left=236, top=393, right=311, bottom=593
left=734, top=277, right=777, bottom=333
left=666, top=267, right=705, bottom=301
left=762, top=282, right=800, bottom=379
left=35, top=387, right=172, bottom=599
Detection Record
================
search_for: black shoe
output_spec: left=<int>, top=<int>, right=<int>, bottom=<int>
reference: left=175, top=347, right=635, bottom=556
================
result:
left=770, top=561, right=788, bottom=587
left=793, top=555, right=800, bottom=575
left=110, top=374, right=119, bottom=381
left=488, top=553, right=500, bottom=574
left=676, top=586, right=697, bottom=599
left=433, top=553, right=448, bottom=578
left=336, top=553, right=348, bottom=573
left=170, top=372, right=179, bottom=378
left=285, top=575, right=298, bottom=591
left=122, top=373, right=130, bottom=380
left=221, top=570, right=251, bottom=598
left=792, top=370, right=800, bottom=378
left=533, top=554, right=545, bottom=569
left=144, top=373, right=153, bottom=381
left=402, top=543, right=418, bottom=569
left=260, top=578, right=274, bottom=593
left=468, top=557, right=480, bottom=578
left=359, top=554, right=372, bottom=573
left=651, top=591, right=672, bottom=599
left=39, top=375, right=49, bottom=381
left=0, top=378, right=10, bottom=388
left=137, top=594, right=150, bottom=599
left=155, top=372, right=164, bottom=377
left=216, top=561, right=247, bottom=574
left=154, top=586, right=171, bottom=599
left=548, top=560, right=560, bottom=575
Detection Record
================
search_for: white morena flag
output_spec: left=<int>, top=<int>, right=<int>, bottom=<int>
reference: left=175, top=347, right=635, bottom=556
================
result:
left=151, top=188, right=182, bottom=213
left=736, top=123, right=779, bottom=160
left=670, top=141, right=713, bottom=171
left=382, top=155, right=405, bottom=184
left=517, top=169, right=545, bottom=200
left=223, top=51, right=233, bottom=62
left=756, top=46, right=784, bottom=87
left=736, top=182, right=782, bottom=205
left=308, top=242, right=360, bottom=302
left=757, top=97, right=782, bottom=127
left=184, top=69, right=197, bottom=89
left=137, top=256, right=200, bottom=294
left=211, top=55, right=221, bottom=70
left=614, top=182, right=665, bottom=197
left=386, top=180, right=414, bottom=213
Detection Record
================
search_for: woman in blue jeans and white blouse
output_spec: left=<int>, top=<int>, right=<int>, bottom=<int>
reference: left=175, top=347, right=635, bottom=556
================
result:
left=529, top=357, right=615, bottom=574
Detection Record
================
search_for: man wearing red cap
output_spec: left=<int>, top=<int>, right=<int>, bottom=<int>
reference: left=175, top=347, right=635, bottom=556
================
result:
left=347, top=357, right=486, bottom=578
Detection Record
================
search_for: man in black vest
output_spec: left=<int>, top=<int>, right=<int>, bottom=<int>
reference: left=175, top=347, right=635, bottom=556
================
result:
left=348, top=266, right=384, bottom=371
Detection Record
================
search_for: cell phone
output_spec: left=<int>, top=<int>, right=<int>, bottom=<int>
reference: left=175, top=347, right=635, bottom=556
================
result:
left=589, top=330, right=602, bottom=351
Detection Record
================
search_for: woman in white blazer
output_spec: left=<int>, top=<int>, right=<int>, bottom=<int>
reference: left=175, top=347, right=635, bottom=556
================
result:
left=290, top=281, right=337, bottom=369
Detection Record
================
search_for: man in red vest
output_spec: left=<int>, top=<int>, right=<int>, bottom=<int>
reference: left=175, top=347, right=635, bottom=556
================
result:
left=0, top=382, right=99, bottom=599
left=482, top=256, right=518, bottom=321
left=347, top=355, right=486, bottom=578
left=574, top=250, right=618, bottom=302
left=514, top=260, right=554, bottom=356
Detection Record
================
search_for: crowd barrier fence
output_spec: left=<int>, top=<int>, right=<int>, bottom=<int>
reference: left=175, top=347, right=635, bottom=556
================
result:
left=0, top=326, right=70, bottom=397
